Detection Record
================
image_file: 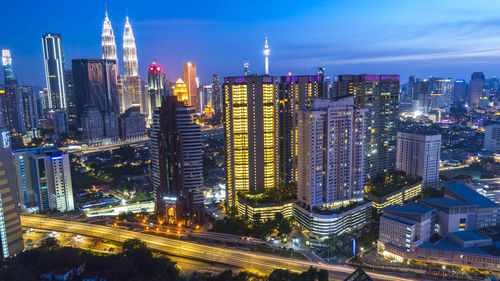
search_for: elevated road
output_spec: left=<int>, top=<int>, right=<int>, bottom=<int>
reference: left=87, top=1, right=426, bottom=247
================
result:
left=21, top=215, right=423, bottom=281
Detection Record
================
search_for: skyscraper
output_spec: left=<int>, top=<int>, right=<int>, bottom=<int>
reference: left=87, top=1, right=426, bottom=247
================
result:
left=453, top=79, right=467, bottom=102
left=335, top=74, right=399, bottom=180
left=0, top=130, right=23, bottom=258
left=182, top=62, right=198, bottom=111
left=147, top=63, right=166, bottom=125
left=42, top=33, right=67, bottom=109
left=0, top=86, right=39, bottom=140
left=173, top=79, right=189, bottom=105
left=243, top=60, right=250, bottom=76
left=224, top=76, right=279, bottom=206
left=102, top=11, right=118, bottom=64
left=263, top=36, right=270, bottom=75
left=150, top=96, right=203, bottom=224
left=278, top=74, right=327, bottom=185
left=397, top=131, right=441, bottom=188
left=123, top=16, right=138, bottom=78
left=13, top=147, right=74, bottom=212
left=468, top=72, right=485, bottom=107
left=1, top=49, right=17, bottom=86
left=413, top=78, right=430, bottom=115
left=211, top=74, right=222, bottom=122
left=429, top=77, right=453, bottom=113
left=71, top=59, right=120, bottom=118
left=297, top=96, right=367, bottom=210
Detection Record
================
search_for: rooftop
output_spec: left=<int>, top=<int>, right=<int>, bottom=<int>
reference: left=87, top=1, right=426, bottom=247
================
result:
left=365, top=171, right=421, bottom=197
left=444, top=182, right=499, bottom=209
left=383, top=203, right=434, bottom=215
left=420, top=197, right=475, bottom=208
left=451, top=231, right=489, bottom=242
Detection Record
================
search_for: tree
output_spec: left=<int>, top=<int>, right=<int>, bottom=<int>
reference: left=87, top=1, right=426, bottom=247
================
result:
left=40, top=237, right=60, bottom=251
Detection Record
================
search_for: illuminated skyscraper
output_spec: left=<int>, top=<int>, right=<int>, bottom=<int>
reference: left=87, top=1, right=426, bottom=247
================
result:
left=243, top=60, right=250, bottom=76
left=147, top=63, right=166, bottom=125
left=102, top=11, right=117, bottom=64
left=122, top=15, right=142, bottom=113
left=182, top=62, right=198, bottom=111
left=42, top=33, right=67, bottom=109
left=1, top=49, right=17, bottom=86
left=263, top=35, right=270, bottom=75
left=335, top=74, right=400, bottom=180
left=173, top=79, right=189, bottom=105
left=468, top=72, right=485, bottom=107
left=0, top=130, right=23, bottom=259
left=123, top=16, right=138, bottom=77
left=224, top=76, right=279, bottom=206
left=429, top=77, right=453, bottom=113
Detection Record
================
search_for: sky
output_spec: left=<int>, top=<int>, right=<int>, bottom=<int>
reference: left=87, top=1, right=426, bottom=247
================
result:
left=4, top=0, right=500, bottom=87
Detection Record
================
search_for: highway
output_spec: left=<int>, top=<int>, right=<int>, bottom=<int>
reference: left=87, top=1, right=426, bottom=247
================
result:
left=60, top=138, right=150, bottom=155
left=21, top=215, right=427, bottom=281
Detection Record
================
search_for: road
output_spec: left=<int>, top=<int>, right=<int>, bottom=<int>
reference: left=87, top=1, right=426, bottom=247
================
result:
left=60, top=138, right=150, bottom=155
left=21, top=215, right=429, bottom=281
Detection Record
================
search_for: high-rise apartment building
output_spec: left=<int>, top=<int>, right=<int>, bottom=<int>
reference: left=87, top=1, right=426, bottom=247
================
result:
left=297, top=96, right=367, bottom=210
left=42, top=33, right=67, bottom=110
left=396, top=131, right=441, bottom=188
left=468, top=72, right=485, bottom=107
left=182, top=62, right=198, bottom=111
left=224, top=76, right=279, bottom=206
left=278, top=74, right=327, bottom=185
left=13, top=147, right=74, bottom=212
left=1, top=49, right=17, bottom=86
left=0, top=130, right=23, bottom=258
left=150, top=96, right=203, bottom=223
left=335, top=74, right=399, bottom=180
left=147, top=63, right=166, bottom=125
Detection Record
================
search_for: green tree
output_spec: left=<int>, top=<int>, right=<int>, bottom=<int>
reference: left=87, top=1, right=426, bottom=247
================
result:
left=40, top=237, right=60, bottom=251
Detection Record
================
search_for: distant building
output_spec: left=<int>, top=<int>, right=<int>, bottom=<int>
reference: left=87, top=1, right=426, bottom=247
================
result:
left=42, top=33, right=67, bottom=110
left=335, top=74, right=399, bottom=180
left=1, top=49, right=17, bottom=86
left=484, top=123, right=500, bottom=152
left=119, top=107, right=146, bottom=141
left=468, top=72, right=485, bottom=107
left=101, top=11, right=117, bottom=63
left=429, top=77, right=453, bottom=113
left=0, top=86, right=39, bottom=141
left=0, top=130, right=23, bottom=258
left=453, top=79, right=467, bottom=102
left=211, top=74, right=222, bottom=122
left=13, top=147, right=74, bottom=212
left=172, top=79, right=189, bottom=105
left=49, top=110, right=68, bottom=134
left=396, top=131, right=441, bottom=188
left=412, top=78, right=430, bottom=115
left=182, top=62, right=198, bottom=111
left=150, top=96, right=203, bottom=224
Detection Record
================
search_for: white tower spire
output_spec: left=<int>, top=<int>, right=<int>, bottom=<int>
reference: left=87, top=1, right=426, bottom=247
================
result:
left=102, top=10, right=118, bottom=64
left=123, top=15, right=138, bottom=77
left=263, top=34, right=270, bottom=75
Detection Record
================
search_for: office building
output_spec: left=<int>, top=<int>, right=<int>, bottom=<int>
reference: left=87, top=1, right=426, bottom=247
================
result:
left=71, top=59, right=120, bottom=124
left=0, top=86, right=39, bottom=140
left=335, top=74, right=400, bottom=180
left=294, top=96, right=371, bottom=236
left=147, top=63, right=166, bottom=126
left=101, top=11, right=117, bottom=64
left=119, top=107, right=146, bottom=141
left=42, top=33, right=67, bottom=109
left=13, top=147, right=74, bottom=213
left=123, top=16, right=142, bottom=113
left=211, top=74, right=222, bottom=121
left=182, top=62, right=198, bottom=111
left=80, top=105, right=104, bottom=144
left=64, top=70, right=77, bottom=128
left=412, top=78, right=430, bottom=115
left=468, top=72, right=485, bottom=107
left=484, top=123, right=500, bottom=152
left=173, top=79, right=189, bottom=105
left=150, top=96, right=203, bottom=224
left=2, top=49, right=17, bottom=86
left=453, top=79, right=467, bottom=102
left=429, top=77, right=453, bottom=113
left=0, top=130, right=23, bottom=258
left=49, top=110, right=68, bottom=134
left=396, top=131, right=441, bottom=188
left=224, top=76, right=279, bottom=207
left=263, top=36, right=270, bottom=75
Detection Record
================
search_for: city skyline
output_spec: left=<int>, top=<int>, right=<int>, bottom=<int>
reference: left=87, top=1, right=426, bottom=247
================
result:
left=5, top=1, right=500, bottom=86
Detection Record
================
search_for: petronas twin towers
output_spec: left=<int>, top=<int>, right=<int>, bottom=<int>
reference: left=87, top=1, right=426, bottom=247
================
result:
left=102, top=11, right=143, bottom=113
left=102, top=11, right=138, bottom=77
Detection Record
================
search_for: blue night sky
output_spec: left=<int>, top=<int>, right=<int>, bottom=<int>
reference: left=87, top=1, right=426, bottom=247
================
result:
left=4, top=0, right=500, bottom=86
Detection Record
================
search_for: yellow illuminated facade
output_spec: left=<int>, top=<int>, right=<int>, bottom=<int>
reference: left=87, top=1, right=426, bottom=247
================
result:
left=173, top=78, right=189, bottom=105
left=224, top=77, right=279, bottom=207
left=368, top=182, right=422, bottom=213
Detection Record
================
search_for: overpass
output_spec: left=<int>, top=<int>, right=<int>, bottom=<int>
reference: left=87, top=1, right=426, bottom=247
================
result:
left=21, top=215, right=422, bottom=281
